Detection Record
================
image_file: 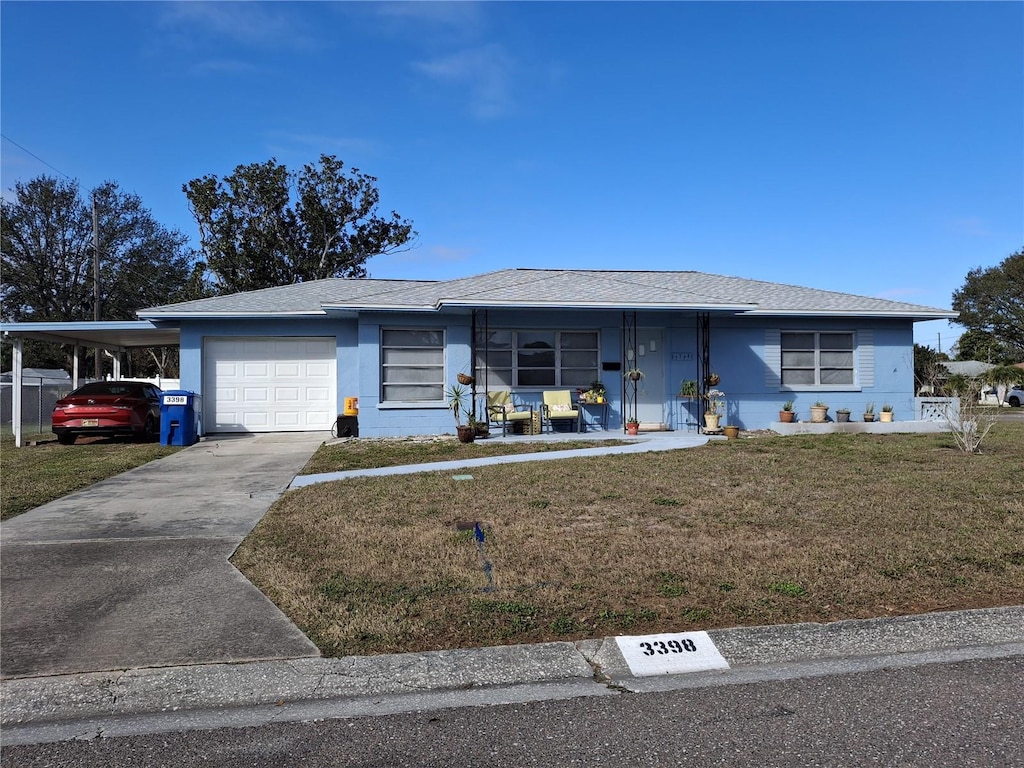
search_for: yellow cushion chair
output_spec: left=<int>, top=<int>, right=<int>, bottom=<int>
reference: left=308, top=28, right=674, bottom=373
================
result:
left=486, top=390, right=534, bottom=436
left=542, top=390, right=581, bottom=433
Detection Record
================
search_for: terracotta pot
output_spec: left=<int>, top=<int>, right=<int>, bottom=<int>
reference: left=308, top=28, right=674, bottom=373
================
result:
left=723, top=425, right=739, bottom=439
left=626, top=422, right=639, bottom=435
left=456, top=425, right=476, bottom=443
left=779, top=411, right=795, bottom=423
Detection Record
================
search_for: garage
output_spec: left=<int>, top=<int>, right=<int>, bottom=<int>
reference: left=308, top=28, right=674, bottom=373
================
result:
left=202, top=337, right=337, bottom=433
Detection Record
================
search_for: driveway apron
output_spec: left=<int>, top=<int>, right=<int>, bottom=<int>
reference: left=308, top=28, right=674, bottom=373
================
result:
left=0, top=433, right=326, bottom=679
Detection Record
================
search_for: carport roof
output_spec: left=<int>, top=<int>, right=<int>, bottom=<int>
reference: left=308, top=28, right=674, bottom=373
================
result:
left=0, top=320, right=179, bottom=350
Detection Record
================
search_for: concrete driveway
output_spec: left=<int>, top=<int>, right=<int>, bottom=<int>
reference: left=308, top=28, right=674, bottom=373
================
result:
left=0, top=433, right=326, bottom=679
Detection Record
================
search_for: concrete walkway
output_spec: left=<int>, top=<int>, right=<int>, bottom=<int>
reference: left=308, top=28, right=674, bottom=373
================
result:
left=291, top=431, right=710, bottom=488
left=1, top=433, right=327, bottom=679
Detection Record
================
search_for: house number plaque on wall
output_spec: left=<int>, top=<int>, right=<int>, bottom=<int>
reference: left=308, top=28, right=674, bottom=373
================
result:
left=615, top=631, right=729, bottom=677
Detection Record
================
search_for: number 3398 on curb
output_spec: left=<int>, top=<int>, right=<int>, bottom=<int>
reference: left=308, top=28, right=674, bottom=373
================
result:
left=615, top=631, right=730, bottom=677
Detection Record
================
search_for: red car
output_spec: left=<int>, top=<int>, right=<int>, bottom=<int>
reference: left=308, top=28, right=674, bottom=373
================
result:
left=52, top=381, right=162, bottom=445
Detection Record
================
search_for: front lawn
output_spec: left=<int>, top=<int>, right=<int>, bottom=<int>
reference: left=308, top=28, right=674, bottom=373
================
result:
left=0, top=435, right=181, bottom=520
left=233, top=423, right=1024, bottom=657
left=300, top=437, right=628, bottom=474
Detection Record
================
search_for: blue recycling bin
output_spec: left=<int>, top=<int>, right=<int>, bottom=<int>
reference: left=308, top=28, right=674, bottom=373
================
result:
left=160, top=390, right=202, bottom=446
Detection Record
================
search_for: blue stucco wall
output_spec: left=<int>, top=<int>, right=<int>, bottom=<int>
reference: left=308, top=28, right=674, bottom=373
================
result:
left=179, top=310, right=919, bottom=437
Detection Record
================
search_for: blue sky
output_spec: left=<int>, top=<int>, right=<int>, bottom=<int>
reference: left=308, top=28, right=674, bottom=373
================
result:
left=2, top=2, right=1021, bottom=350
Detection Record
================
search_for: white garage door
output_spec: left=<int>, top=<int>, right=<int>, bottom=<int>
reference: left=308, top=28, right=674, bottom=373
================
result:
left=203, top=337, right=336, bottom=433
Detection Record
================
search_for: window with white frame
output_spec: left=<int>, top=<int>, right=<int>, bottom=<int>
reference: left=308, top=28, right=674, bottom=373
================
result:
left=381, top=329, right=444, bottom=402
left=475, top=329, right=599, bottom=388
left=781, top=331, right=855, bottom=387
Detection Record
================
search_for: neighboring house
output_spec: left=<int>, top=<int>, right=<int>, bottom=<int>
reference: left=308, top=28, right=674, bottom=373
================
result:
left=939, top=360, right=997, bottom=379
left=126, top=269, right=956, bottom=437
left=0, top=368, right=71, bottom=385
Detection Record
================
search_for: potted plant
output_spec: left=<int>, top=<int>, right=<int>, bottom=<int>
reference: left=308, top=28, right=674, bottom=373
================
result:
left=707, top=372, right=721, bottom=386
left=863, top=402, right=875, bottom=422
left=723, top=425, right=739, bottom=439
left=469, top=412, right=489, bottom=438
left=704, top=389, right=725, bottom=431
left=678, top=379, right=698, bottom=397
left=836, top=408, right=851, bottom=423
left=624, top=367, right=644, bottom=383
left=625, top=417, right=640, bottom=436
left=810, top=401, right=829, bottom=423
left=446, top=383, right=475, bottom=443
left=588, top=379, right=607, bottom=404
left=880, top=403, right=894, bottom=422
left=779, top=400, right=795, bottom=423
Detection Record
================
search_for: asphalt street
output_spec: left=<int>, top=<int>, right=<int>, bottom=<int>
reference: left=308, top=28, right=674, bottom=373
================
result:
left=4, top=655, right=1021, bottom=767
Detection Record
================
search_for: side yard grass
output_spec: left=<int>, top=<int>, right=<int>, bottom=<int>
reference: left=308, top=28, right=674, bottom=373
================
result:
left=234, top=423, right=1024, bottom=657
left=0, top=436, right=182, bottom=520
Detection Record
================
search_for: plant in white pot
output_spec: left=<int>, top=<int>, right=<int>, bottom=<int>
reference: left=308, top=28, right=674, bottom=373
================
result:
left=704, top=389, right=725, bottom=431
left=810, top=401, right=829, bottom=423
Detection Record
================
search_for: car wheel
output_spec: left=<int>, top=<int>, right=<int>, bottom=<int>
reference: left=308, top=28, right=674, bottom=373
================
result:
left=57, top=432, right=76, bottom=446
left=1010, top=396, right=1021, bottom=408
left=138, top=416, right=157, bottom=442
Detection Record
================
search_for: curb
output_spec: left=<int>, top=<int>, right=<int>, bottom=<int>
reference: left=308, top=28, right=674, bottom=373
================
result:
left=2, top=606, right=1021, bottom=743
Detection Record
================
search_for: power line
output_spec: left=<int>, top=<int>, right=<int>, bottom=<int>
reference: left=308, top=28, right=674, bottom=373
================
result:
left=0, top=133, right=74, bottom=181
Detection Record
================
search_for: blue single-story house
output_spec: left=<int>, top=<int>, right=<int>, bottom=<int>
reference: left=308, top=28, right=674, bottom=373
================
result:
left=115, top=268, right=955, bottom=437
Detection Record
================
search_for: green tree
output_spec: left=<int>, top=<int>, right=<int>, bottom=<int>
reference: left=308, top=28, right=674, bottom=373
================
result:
left=1, top=175, right=200, bottom=371
left=183, top=155, right=416, bottom=294
left=953, top=328, right=1013, bottom=364
left=952, top=248, right=1024, bottom=360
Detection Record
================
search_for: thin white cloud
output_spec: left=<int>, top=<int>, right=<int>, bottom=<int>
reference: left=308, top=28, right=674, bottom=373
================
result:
left=189, top=59, right=258, bottom=76
left=414, top=44, right=517, bottom=119
left=158, top=2, right=317, bottom=50
left=372, top=1, right=484, bottom=40
left=949, top=217, right=993, bottom=238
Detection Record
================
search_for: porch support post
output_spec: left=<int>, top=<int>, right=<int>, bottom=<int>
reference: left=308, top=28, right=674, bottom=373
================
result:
left=12, top=337, right=23, bottom=448
left=697, top=313, right=710, bottom=429
left=73, top=345, right=80, bottom=388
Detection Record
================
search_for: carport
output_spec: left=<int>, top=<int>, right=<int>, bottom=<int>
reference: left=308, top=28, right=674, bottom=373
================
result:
left=0, top=320, right=179, bottom=447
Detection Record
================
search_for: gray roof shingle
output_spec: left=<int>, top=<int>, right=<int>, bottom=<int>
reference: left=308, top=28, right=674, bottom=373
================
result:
left=139, top=269, right=956, bottom=319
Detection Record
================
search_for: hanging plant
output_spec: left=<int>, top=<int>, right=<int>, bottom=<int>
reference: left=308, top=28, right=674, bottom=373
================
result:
left=706, top=372, right=721, bottom=386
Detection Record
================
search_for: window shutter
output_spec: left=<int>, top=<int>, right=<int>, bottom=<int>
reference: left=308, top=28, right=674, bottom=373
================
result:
left=765, top=329, right=781, bottom=388
left=858, top=330, right=874, bottom=388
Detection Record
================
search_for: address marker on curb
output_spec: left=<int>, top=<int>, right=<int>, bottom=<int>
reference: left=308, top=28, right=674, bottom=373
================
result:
left=615, top=631, right=730, bottom=677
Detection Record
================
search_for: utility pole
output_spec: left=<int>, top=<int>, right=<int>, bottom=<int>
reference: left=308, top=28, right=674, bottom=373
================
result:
left=93, top=193, right=101, bottom=378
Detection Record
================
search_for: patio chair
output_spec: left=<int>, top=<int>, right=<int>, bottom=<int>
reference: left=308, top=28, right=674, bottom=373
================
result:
left=541, top=390, right=581, bottom=433
left=486, top=390, right=535, bottom=437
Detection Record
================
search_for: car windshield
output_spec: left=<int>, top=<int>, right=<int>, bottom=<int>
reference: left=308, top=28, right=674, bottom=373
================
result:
left=72, top=382, right=144, bottom=397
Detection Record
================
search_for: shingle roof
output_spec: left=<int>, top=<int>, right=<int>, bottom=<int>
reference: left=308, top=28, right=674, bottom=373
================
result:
left=138, top=278, right=434, bottom=317
left=139, top=269, right=956, bottom=319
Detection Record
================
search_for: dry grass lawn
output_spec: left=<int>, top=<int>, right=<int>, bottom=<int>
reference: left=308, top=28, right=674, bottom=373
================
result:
left=233, top=425, right=1024, bottom=657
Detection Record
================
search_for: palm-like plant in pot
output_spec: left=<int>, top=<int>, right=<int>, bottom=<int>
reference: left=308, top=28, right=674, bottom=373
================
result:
left=779, top=400, right=795, bottom=423
left=446, top=383, right=475, bottom=442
